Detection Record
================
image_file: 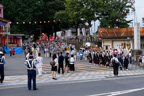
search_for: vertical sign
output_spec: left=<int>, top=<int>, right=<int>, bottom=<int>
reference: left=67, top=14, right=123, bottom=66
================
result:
left=134, top=23, right=140, bottom=49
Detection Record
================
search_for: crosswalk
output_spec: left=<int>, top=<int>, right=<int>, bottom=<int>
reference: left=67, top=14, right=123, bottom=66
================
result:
left=42, top=63, right=113, bottom=74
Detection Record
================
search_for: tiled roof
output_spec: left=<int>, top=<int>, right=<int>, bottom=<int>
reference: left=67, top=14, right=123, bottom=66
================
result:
left=98, top=27, right=144, bottom=38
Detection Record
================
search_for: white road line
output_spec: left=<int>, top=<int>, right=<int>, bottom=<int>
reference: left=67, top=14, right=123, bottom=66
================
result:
left=88, top=87, right=144, bottom=96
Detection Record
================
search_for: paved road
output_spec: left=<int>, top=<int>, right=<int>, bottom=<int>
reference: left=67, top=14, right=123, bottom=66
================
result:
left=1, top=75, right=144, bottom=96
left=4, top=53, right=112, bottom=76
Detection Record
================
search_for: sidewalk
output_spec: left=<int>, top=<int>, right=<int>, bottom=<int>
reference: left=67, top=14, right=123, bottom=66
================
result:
left=1, top=70, right=144, bottom=87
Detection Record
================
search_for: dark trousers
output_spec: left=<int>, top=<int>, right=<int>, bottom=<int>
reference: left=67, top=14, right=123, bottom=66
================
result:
left=113, top=66, right=118, bottom=76
left=0, top=65, right=4, bottom=82
left=58, top=66, right=64, bottom=74
left=27, top=70, right=36, bottom=90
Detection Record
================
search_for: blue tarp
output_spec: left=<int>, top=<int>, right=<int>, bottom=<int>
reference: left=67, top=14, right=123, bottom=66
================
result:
left=4, top=46, right=24, bottom=54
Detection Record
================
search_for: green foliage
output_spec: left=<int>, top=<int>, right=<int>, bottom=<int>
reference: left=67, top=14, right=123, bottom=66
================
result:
left=1, top=0, right=66, bottom=38
left=98, top=0, right=134, bottom=28
left=54, top=10, right=71, bottom=29
left=65, top=0, right=100, bottom=27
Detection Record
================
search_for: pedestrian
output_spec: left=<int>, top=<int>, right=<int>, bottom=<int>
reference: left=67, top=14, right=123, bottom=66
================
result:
left=69, top=55, right=75, bottom=71
left=129, top=51, right=132, bottom=64
left=26, top=51, right=33, bottom=60
left=24, top=56, right=38, bottom=90
left=111, top=54, right=120, bottom=76
left=0, top=52, right=6, bottom=83
left=51, top=54, right=58, bottom=80
left=36, top=53, right=43, bottom=76
left=44, top=47, right=49, bottom=57
left=118, top=54, right=123, bottom=70
left=88, top=52, right=92, bottom=64
left=93, top=51, right=99, bottom=65
left=64, top=53, right=70, bottom=73
left=79, top=50, right=84, bottom=60
left=58, top=52, right=64, bottom=74
left=12, top=48, right=16, bottom=57
left=9, top=48, right=12, bottom=57
left=124, top=55, right=129, bottom=70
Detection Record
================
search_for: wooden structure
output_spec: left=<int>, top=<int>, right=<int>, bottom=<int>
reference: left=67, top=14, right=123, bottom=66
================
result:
left=98, top=27, right=144, bottom=53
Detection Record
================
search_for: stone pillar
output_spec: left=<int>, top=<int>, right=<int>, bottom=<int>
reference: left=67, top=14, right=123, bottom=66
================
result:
left=134, top=23, right=140, bottom=49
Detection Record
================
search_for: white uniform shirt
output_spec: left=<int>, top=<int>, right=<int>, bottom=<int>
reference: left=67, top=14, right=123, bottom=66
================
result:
left=36, top=57, right=43, bottom=68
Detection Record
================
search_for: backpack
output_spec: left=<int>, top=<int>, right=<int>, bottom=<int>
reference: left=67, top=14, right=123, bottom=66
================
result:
left=112, top=59, right=116, bottom=66
left=70, top=57, right=74, bottom=64
left=0, top=56, right=3, bottom=64
left=50, top=60, right=55, bottom=66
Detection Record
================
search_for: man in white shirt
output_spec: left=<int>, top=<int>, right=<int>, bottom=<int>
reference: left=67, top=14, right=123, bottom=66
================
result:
left=36, top=53, right=43, bottom=76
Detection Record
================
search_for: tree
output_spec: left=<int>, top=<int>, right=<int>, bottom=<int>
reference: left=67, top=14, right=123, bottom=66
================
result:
left=54, top=10, right=71, bottom=29
left=1, top=0, right=67, bottom=39
left=1, top=0, right=44, bottom=36
left=65, top=0, right=101, bottom=35
left=98, top=0, right=135, bottom=28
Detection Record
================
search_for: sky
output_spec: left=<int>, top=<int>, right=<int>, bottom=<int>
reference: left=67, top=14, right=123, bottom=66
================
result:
left=92, top=0, right=144, bottom=32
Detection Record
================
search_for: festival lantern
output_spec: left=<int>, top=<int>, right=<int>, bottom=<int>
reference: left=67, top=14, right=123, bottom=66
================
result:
left=29, top=22, right=31, bottom=24
left=94, top=37, right=96, bottom=39
left=89, top=37, right=91, bottom=39
left=97, top=35, right=99, bottom=37
left=124, top=10, right=127, bottom=13
left=108, top=26, right=110, bottom=28
left=23, top=22, right=25, bottom=24
left=116, top=19, right=119, bottom=21
left=40, top=21, right=42, bottom=24
left=44, top=21, right=46, bottom=23
left=59, top=19, right=61, bottom=21
left=44, top=34, right=46, bottom=38
left=34, top=21, right=37, bottom=24
left=16, top=22, right=19, bottom=24
left=48, top=21, right=50, bottom=23
left=53, top=20, right=56, bottom=22
left=10, top=22, right=12, bottom=24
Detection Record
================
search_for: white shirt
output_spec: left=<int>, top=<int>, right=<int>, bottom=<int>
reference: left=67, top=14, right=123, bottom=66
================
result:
left=129, top=53, right=132, bottom=57
left=54, top=58, right=58, bottom=66
left=36, top=57, right=43, bottom=68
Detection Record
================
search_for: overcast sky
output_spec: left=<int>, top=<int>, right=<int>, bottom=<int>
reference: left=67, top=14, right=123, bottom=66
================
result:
left=92, top=0, right=144, bottom=32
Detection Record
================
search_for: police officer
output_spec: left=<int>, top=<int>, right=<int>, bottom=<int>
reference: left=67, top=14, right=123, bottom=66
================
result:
left=24, top=56, right=38, bottom=90
left=0, top=51, right=6, bottom=83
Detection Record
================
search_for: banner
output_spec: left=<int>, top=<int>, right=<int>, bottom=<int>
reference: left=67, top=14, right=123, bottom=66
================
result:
left=90, top=27, right=93, bottom=36
left=77, top=28, right=80, bottom=36
left=82, top=28, right=86, bottom=36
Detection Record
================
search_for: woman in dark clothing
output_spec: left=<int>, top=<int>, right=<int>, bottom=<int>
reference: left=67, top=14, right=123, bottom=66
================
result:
left=105, top=54, right=111, bottom=67
left=88, top=52, right=92, bottom=64
left=124, top=55, right=129, bottom=70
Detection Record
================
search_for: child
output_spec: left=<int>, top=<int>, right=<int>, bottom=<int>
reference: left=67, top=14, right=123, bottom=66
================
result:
left=12, top=48, right=16, bottom=57
left=69, top=55, right=75, bottom=71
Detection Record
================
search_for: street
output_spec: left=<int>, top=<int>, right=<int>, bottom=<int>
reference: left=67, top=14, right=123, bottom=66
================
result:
left=4, top=53, right=112, bottom=76
left=0, top=75, right=144, bottom=96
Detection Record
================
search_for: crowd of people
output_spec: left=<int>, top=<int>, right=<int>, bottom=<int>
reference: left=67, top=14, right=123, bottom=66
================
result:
left=0, top=41, right=137, bottom=90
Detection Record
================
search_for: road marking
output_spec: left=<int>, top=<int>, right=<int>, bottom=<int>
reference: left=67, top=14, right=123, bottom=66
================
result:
left=88, top=87, right=144, bottom=96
